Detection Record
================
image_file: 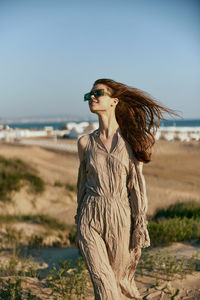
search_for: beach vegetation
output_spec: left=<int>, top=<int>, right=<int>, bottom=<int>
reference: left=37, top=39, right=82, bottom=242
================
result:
left=0, top=256, right=39, bottom=278
left=54, top=180, right=63, bottom=187
left=0, top=214, right=74, bottom=253
left=47, top=256, right=89, bottom=299
left=0, top=155, right=45, bottom=201
left=148, top=217, right=200, bottom=246
left=0, top=202, right=199, bottom=297
left=68, top=225, right=77, bottom=244
left=65, top=183, right=77, bottom=192
left=0, top=277, right=40, bottom=300
left=0, top=277, right=23, bottom=300
left=0, top=214, right=69, bottom=231
left=27, top=234, right=44, bottom=249
left=137, top=248, right=200, bottom=286
left=148, top=201, right=200, bottom=246
left=152, top=201, right=200, bottom=220
left=0, top=225, right=24, bottom=256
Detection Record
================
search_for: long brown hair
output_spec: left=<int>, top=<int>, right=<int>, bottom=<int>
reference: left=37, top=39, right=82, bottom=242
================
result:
left=93, top=78, right=178, bottom=163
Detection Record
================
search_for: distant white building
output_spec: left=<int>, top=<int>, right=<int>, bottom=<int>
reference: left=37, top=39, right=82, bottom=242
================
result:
left=91, top=122, right=99, bottom=130
left=66, top=122, right=79, bottom=130
left=44, top=126, right=54, bottom=136
left=69, top=127, right=84, bottom=138
left=67, top=121, right=99, bottom=138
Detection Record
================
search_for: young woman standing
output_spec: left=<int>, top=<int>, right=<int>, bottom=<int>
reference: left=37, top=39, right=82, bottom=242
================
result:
left=74, top=78, right=174, bottom=300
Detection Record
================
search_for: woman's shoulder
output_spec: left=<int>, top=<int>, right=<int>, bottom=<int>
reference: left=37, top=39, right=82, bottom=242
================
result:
left=77, top=128, right=96, bottom=146
left=78, top=128, right=98, bottom=143
left=78, top=134, right=90, bottom=147
left=77, top=129, right=98, bottom=161
left=77, top=135, right=89, bottom=162
left=77, top=134, right=90, bottom=159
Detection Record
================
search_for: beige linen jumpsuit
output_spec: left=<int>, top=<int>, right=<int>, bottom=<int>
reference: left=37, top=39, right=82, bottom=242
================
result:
left=74, top=128, right=150, bottom=300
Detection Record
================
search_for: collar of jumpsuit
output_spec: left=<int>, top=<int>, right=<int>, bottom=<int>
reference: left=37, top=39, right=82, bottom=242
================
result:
left=93, top=127, right=123, bottom=155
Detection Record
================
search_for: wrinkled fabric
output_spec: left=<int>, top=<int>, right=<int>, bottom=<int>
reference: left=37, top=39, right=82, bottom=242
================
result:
left=74, top=128, right=150, bottom=300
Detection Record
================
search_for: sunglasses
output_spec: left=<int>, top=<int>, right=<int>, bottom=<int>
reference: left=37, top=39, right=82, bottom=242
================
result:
left=84, top=89, right=111, bottom=101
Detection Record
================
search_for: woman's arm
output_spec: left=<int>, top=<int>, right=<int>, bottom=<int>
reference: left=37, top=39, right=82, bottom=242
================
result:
left=77, top=134, right=89, bottom=162
left=127, top=157, right=150, bottom=249
left=74, top=135, right=89, bottom=225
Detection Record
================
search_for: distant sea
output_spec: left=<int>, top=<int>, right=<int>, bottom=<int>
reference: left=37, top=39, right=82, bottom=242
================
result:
left=4, top=119, right=200, bottom=130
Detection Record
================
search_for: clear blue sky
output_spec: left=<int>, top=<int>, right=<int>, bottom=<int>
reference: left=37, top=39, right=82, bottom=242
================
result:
left=0, top=0, right=199, bottom=120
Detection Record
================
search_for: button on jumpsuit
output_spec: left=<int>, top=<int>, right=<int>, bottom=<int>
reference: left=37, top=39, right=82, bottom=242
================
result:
left=74, top=128, right=150, bottom=300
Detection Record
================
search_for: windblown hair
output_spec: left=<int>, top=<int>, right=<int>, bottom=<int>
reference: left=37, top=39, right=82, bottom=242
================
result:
left=93, top=78, right=177, bottom=163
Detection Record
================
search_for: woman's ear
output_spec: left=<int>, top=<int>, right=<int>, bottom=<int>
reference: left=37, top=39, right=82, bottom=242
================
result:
left=111, top=98, right=119, bottom=106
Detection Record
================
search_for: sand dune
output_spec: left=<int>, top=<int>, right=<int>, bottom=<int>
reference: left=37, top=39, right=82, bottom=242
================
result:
left=146, top=140, right=200, bottom=216
left=0, top=140, right=200, bottom=299
left=0, top=140, right=199, bottom=221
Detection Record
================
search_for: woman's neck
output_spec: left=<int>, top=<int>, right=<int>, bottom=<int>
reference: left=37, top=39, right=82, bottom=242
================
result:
left=97, top=112, right=119, bottom=138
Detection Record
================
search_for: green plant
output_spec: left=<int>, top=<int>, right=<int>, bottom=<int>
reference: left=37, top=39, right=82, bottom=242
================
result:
left=153, top=201, right=200, bottom=221
left=0, top=277, right=23, bottom=300
left=0, top=170, right=21, bottom=201
left=1, top=225, right=23, bottom=256
left=0, top=277, right=41, bottom=300
left=54, top=180, right=63, bottom=187
left=47, top=256, right=89, bottom=299
left=0, top=214, right=69, bottom=231
left=137, top=249, right=200, bottom=284
left=28, top=234, right=44, bottom=249
left=27, top=289, right=41, bottom=300
left=68, top=226, right=77, bottom=244
left=148, top=217, right=200, bottom=246
left=0, top=256, right=40, bottom=278
left=0, top=155, right=45, bottom=201
left=65, top=183, right=77, bottom=192
left=23, top=173, right=44, bottom=194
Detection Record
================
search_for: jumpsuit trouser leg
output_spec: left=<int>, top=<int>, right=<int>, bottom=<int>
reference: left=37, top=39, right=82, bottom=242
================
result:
left=78, top=225, right=120, bottom=300
left=78, top=224, right=142, bottom=300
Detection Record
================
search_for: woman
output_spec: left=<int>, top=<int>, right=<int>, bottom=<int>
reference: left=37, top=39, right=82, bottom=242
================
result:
left=74, top=78, right=174, bottom=300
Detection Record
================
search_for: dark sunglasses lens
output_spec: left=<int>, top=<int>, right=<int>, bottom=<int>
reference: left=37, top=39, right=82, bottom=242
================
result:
left=84, top=93, right=91, bottom=101
left=94, top=90, right=105, bottom=98
left=84, top=89, right=105, bottom=101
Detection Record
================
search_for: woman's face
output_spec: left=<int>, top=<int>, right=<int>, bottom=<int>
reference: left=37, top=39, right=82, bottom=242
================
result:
left=88, top=84, right=118, bottom=114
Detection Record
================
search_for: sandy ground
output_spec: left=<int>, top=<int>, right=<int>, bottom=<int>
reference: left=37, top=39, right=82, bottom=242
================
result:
left=146, top=140, right=200, bottom=217
left=0, top=139, right=199, bottom=219
left=0, top=139, right=200, bottom=299
left=0, top=142, right=79, bottom=224
left=1, top=243, right=200, bottom=299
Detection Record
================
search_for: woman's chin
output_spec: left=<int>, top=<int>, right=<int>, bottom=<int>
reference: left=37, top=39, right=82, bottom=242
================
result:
left=89, top=106, right=98, bottom=113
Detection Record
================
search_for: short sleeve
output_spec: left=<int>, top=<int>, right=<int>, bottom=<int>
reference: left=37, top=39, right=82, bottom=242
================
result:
left=127, top=157, right=150, bottom=249
left=74, top=158, right=87, bottom=225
